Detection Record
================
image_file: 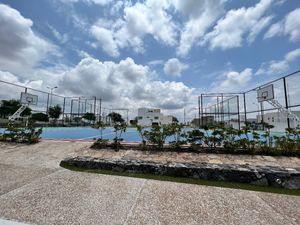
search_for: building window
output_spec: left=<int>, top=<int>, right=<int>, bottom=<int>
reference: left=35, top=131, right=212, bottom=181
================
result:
left=138, top=116, right=143, bottom=119
left=154, top=116, right=159, bottom=119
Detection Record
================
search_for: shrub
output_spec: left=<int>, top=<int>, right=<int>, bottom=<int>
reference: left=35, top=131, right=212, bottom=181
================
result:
left=91, top=138, right=109, bottom=149
left=0, top=123, right=42, bottom=143
left=31, top=113, right=49, bottom=122
left=143, top=124, right=170, bottom=150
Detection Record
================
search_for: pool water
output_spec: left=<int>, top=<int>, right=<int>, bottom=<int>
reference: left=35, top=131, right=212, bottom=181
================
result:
left=0, top=127, right=286, bottom=142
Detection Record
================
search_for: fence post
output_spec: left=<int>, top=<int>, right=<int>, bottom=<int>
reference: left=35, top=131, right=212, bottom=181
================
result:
left=46, top=93, right=50, bottom=114
left=237, top=95, right=241, bottom=130
left=99, top=99, right=102, bottom=122
left=77, top=97, right=81, bottom=126
left=70, top=99, right=74, bottom=125
left=243, top=93, right=247, bottom=123
left=283, top=77, right=290, bottom=129
left=62, top=97, right=66, bottom=125
left=94, top=97, right=96, bottom=116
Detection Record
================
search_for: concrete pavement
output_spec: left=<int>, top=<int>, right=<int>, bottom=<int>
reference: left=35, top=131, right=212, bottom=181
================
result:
left=0, top=141, right=299, bottom=225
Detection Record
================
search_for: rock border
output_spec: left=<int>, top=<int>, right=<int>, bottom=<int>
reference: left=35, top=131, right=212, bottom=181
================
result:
left=60, top=156, right=300, bottom=189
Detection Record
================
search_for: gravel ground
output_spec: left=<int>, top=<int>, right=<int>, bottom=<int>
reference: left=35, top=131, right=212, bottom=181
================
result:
left=0, top=140, right=299, bottom=225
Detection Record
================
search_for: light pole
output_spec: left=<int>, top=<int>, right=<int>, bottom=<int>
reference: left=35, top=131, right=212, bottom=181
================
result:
left=253, top=102, right=260, bottom=122
left=47, top=86, right=58, bottom=109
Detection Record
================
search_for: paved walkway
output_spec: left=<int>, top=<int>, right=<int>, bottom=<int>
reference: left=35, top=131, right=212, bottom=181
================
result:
left=0, top=141, right=299, bottom=225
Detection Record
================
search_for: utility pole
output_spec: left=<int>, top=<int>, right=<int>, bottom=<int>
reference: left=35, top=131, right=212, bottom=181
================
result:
left=47, top=86, right=58, bottom=111
left=183, top=108, right=186, bottom=125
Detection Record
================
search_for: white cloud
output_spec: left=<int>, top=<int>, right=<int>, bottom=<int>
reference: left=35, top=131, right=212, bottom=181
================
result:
left=90, top=0, right=177, bottom=57
left=48, top=25, right=69, bottom=44
left=148, top=59, right=164, bottom=66
left=212, top=68, right=253, bottom=92
left=163, top=58, right=188, bottom=77
left=264, top=21, right=282, bottom=39
left=0, top=4, right=57, bottom=75
left=264, top=8, right=300, bottom=42
left=59, top=57, right=194, bottom=109
left=256, top=48, right=300, bottom=75
left=204, top=0, right=272, bottom=50
left=0, top=70, right=45, bottom=100
left=90, top=25, right=119, bottom=57
left=175, top=0, right=225, bottom=56
left=285, top=48, right=300, bottom=61
left=57, top=0, right=112, bottom=5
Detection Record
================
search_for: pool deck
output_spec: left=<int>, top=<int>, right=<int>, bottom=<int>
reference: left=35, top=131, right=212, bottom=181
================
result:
left=0, top=140, right=299, bottom=225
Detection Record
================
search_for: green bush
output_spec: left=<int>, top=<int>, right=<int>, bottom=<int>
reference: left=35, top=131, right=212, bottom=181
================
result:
left=31, top=113, right=49, bottom=122
left=90, top=120, right=300, bottom=156
left=0, top=123, right=42, bottom=143
left=91, top=138, right=109, bottom=149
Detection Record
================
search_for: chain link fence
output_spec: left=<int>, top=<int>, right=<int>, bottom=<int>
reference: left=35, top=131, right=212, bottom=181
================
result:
left=199, top=70, right=300, bottom=132
left=0, top=80, right=101, bottom=126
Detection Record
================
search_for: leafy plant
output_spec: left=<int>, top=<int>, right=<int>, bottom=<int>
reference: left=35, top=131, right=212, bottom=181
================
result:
left=203, top=123, right=224, bottom=148
left=82, top=112, right=96, bottom=122
left=91, top=138, right=109, bottom=149
left=0, top=99, right=31, bottom=118
left=107, top=112, right=127, bottom=150
left=187, top=129, right=205, bottom=150
left=108, top=112, right=124, bottom=124
left=144, top=124, right=173, bottom=150
left=0, top=123, right=42, bottom=143
left=31, top=112, right=49, bottom=122
left=136, top=124, right=147, bottom=147
left=168, top=123, right=187, bottom=150
left=48, top=105, right=62, bottom=123
left=93, top=121, right=106, bottom=139
left=112, top=122, right=127, bottom=150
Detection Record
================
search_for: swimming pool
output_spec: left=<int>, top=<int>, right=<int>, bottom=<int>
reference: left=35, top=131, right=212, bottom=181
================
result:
left=0, top=126, right=287, bottom=142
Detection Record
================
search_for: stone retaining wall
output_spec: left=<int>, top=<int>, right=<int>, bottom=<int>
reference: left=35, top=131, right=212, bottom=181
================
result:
left=60, top=156, right=300, bottom=189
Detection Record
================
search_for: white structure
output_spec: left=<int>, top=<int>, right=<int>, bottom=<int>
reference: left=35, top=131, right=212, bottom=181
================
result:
left=9, top=92, right=38, bottom=122
left=258, top=111, right=300, bottom=132
left=137, top=108, right=173, bottom=126
left=256, top=85, right=300, bottom=131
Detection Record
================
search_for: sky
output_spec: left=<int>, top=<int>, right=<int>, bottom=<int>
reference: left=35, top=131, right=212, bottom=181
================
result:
left=0, top=0, right=299, bottom=119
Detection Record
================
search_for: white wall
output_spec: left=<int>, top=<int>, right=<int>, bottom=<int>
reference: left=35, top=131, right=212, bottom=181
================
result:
left=137, top=108, right=173, bottom=126
left=259, top=111, right=300, bottom=132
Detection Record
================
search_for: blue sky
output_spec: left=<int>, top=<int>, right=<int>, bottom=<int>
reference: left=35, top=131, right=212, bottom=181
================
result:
left=0, top=0, right=299, bottom=115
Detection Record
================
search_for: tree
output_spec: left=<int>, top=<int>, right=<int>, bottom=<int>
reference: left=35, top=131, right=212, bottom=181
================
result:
left=107, top=112, right=126, bottom=150
left=48, top=105, right=62, bottom=122
left=108, top=112, right=124, bottom=124
left=172, top=116, right=179, bottom=123
left=0, top=99, right=31, bottom=118
left=31, top=113, right=49, bottom=122
left=82, top=112, right=96, bottom=122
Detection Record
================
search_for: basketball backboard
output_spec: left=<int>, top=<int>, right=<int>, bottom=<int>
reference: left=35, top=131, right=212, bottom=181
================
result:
left=257, top=84, right=274, bottom=102
left=20, top=92, right=38, bottom=105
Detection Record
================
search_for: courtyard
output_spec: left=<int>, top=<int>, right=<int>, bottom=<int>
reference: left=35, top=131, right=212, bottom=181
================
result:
left=0, top=140, right=299, bottom=225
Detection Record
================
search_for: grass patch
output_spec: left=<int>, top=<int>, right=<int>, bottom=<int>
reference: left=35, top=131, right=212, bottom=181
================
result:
left=61, top=163, right=300, bottom=196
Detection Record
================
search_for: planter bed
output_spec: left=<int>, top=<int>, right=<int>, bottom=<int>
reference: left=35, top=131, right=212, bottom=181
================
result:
left=60, top=156, right=300, bottom=189
left=91, top=142, right=300, bottom=157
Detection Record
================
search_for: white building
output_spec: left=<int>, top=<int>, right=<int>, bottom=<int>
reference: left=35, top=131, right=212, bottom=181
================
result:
left=258, top=111, right=300, bottom=132
left=137, top=108, right=173, bottom=126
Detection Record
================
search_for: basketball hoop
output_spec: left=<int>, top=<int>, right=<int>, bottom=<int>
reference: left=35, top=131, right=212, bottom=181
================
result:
left=257, top=84, right=274, bottom=102
left=20, top=92, right=38, bottom=105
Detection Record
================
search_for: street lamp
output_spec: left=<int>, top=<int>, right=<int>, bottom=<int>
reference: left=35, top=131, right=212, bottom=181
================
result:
left=47, top=86, right=58, bottom=108
left=253, top=102, right=260, bottom=122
